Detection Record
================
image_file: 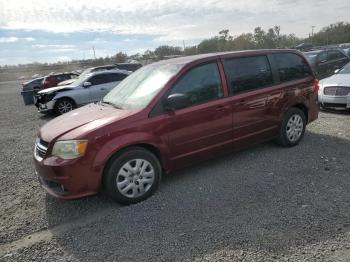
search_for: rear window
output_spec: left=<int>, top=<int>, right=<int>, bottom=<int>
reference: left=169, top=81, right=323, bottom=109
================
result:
left=223, top=55, right=273, bottom=95
left=272, top=53, right=312, bottom=83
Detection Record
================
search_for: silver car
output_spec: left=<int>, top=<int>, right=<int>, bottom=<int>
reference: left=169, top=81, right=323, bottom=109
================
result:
left=319, top=62, right=350, bottom=110
left=34, top=69, right=130, bottom=115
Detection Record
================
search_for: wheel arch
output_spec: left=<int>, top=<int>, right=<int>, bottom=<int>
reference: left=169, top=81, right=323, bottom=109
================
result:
left=290, top=103, right=308, bottom=123
left=100, top=143, right=166, bottom=187
left=53, top=96, right=77, bottom=107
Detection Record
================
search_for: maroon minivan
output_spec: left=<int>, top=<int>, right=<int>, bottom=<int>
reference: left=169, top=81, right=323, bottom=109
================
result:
left=34, top=50, right=319, bottom=204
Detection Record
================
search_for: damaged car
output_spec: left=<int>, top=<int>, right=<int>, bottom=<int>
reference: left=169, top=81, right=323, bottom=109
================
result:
left=34, top=69, right=130, bottom=115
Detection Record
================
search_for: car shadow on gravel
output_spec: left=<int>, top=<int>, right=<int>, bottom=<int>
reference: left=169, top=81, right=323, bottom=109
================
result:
left=44, top=131, right=350, bottom=261
left=38, top=112, right=56, bottom=120
left=320, top=107, right=350, bottom=115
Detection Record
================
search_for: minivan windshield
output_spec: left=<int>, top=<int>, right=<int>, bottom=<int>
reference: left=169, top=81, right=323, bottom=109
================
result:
left=103, top=63, right=183, bottom=110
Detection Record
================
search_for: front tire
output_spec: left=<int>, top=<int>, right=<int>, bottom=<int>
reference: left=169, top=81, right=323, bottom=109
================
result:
left=277, top=108, right=306, bottom=147
left=103, top=147, right=162, bottom=205
left=54, top=98, right=75, bottom=115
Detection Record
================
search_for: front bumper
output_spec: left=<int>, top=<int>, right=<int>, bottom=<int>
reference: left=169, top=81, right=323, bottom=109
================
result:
left=34, top=153, right=99, bottom=200
left=318, top=93, right=350, bottom=109
left=34, top=95, right=55, bottom=113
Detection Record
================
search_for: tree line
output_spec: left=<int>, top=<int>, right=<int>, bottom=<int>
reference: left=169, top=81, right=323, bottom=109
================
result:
left=2, top=21, right=350, bottom=69
left=137, top=22, right=350, bottom=60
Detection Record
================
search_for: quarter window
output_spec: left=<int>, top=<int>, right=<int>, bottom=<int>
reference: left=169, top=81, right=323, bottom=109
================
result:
left=272, top=53, right=312, bottom=82
left=169, top=63, right=223, bottom=107
left=224, top=55, right=273, bottom=95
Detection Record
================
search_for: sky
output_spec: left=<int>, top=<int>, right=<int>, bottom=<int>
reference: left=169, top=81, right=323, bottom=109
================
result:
left=0, top=0, right=349, bottom=65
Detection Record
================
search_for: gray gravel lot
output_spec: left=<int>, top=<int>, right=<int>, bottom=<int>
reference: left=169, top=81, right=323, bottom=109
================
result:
left=0, top=81, right=350, bottom=261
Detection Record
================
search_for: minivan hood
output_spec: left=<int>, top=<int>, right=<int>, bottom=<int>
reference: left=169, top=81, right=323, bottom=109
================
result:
left=39, top=103, right=134, bottom=142
left=38, top=85, right=75, bottom=94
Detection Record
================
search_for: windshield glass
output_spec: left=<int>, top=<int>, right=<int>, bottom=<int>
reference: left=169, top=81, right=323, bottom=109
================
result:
left=70, top=72, right=92, bottom=86
left=338, top=62, right=350, bottom=74
left=103, top=63, right=183, bottom=110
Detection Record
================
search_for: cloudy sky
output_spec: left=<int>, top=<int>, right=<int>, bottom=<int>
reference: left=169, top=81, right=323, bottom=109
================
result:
left=0, top=0, right=349, bottom=65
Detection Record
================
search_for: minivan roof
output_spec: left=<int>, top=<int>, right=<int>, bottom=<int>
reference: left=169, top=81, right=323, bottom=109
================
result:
left=155, top=49, right=301, bottom=66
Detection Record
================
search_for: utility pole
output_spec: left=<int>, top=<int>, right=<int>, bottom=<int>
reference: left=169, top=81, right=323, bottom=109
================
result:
left=311, top=26, right=315, bottom=45
left=92, top=46, right=96, bottom=60
left=183, top=40, right=186, bottom=52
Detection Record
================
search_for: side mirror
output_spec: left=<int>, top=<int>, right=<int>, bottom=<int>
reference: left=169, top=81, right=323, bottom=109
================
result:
left=163, top=93, right=189, bottom=112
left=83, top=81, right=92, bottom=88
left=334, top=69, right=340, bottom=74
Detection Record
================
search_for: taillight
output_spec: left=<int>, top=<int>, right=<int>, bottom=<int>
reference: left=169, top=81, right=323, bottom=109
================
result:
left=314, top=79, right=320, bottom=95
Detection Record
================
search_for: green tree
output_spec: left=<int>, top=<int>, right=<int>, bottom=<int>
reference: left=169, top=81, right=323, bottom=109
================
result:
left=310, top=22, right=350, bottom=46
left=184, top=46, right=198, bottom=55
left=114, top=52, right=128, bottom=63
left=154, top=45, right=182, bottom=58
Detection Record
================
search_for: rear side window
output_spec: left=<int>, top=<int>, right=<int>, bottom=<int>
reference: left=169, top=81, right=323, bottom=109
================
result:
left=317, top=52, right=327, bottom=62
left=272, top=53, right=312, bottom=82
left=224, top=55, right=273, bottom=95
left=108, top=73, right=128, bottom=82
left=89, top=75, right=108, bottom=85
left=328, top=50, right=346, bottom=60
left=169, top=63, right=223, bottom=107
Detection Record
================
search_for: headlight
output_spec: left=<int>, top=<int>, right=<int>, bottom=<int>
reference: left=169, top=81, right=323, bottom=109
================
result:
left=52, top=140, right=88, bottom=160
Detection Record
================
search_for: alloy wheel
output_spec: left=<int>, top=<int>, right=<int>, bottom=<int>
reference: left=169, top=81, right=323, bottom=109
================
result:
left=57, top=101, right=73, bottom=114
left=286, top=114, right=303, bottom=142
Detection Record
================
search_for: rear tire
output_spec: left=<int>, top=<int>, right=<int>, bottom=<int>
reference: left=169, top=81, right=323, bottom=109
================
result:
left=277, top=107, right=306, bottom=147
left=103, top=147, right=162, bottom=205
left=54, top=98, right=75, bottom=115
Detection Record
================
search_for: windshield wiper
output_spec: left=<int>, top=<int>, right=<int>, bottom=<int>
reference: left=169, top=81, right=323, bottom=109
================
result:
left=100, top=101, right=124, bottom=109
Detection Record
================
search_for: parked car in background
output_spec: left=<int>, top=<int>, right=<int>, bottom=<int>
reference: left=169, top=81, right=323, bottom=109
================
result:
left=339, top=43, right=350, bottom=49
left=57, top=78, right=76, bottom=86
left=22, top=77, right=44, bottom=91
left=31, top=74, right=42, bottom=79
left=78, top=65, right=123, bottom=77
left=20, top=77, right=44, bottom=105
left=115, top=62, right=142, bottom=72
left=343, top=48, right=350, bottom=57
left=42, top=73, right=78, bottom=89
left=78, top=63, right=141, bottom=77
left=34, top=69, right=130, bottom=115
left=33, top=49, right=318, bottom=204
left=319, top=62, right=350, bottom=110
left=304, top=49, right=350, bottom=79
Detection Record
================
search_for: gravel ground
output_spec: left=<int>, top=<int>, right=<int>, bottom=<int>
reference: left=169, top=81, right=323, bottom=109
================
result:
left=0, top=81, right=350, bottom=261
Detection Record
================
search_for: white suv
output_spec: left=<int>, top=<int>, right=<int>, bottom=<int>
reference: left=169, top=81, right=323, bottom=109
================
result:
left=34, top=69, right=131, bottom=115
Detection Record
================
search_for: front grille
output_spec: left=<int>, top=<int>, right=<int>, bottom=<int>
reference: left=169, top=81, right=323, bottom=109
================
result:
left=35, top=138, right=48, bottom=161
left=39, top=139, right=49, bottom=148
left=324, top=86, right=350, bottom=96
